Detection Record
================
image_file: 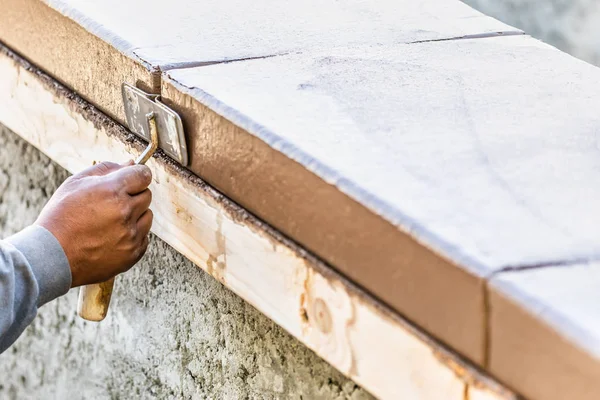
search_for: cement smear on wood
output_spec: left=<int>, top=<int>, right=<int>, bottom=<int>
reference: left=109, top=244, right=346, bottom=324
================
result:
left=0, top=124, right=373, bottom=400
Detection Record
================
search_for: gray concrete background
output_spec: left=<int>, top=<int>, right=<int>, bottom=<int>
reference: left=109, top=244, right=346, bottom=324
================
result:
left=463, top=0, right=600, bottom=66
left=0, top=124, right=373, bottom=399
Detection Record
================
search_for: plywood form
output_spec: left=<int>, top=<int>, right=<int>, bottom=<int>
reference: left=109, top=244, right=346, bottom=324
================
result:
left=0, top=44, right=515, bottom=400
left=490, top=264, right=600, bottom=400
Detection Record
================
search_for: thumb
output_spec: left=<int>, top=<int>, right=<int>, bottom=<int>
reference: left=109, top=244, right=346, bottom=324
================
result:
left=77, top=161, right=124, bottom=177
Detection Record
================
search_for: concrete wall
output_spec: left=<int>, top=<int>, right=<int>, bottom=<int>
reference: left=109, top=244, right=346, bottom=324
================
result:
left=463, top=0, right=600, bottom=65
left=0, top=124, right=373, bottom=400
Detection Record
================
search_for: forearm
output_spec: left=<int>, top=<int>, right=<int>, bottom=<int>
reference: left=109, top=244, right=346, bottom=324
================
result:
left=0, top=225, right=71, bottom=353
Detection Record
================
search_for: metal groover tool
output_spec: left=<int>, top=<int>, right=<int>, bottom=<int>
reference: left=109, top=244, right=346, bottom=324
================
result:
left=77, top=84, right=188, bottom=322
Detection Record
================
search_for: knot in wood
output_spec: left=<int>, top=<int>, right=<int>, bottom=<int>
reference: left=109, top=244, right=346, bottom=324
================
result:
left=313, top=298, right=333, bottom=334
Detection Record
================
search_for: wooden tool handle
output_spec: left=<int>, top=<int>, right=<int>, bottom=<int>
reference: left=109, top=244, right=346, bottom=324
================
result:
left=77, top=113, right=158, bottom=322
left=77, top=277, right=116, bottom=321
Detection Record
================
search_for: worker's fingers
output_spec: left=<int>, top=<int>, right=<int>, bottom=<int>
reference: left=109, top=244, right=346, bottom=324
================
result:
left=130, top=189, right=152, bottom=221
left=136, top=209, right=154, bottom=240
left=121, top=233, right=150, bottom=274
left=109, top=165, right=152, bottom=195
left=131, top=234, right=150, bottom=267
left=78, top=161, right=123, bottom=177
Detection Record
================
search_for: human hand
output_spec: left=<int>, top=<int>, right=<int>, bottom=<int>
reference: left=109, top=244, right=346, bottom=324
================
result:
left=35, top=161, right=153, bottom=287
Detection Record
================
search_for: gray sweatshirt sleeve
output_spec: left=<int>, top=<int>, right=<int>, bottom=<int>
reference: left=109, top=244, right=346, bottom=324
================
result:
left=0, top=225, right=72, bottom=353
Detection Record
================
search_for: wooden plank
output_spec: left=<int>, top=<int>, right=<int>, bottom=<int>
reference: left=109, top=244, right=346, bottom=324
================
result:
left=0, top=43, right=514, bottom=400
left=470, top=386, right=512, bottom=400
left=162, top=34, right=600, bottom=364
left=490, top=264, right=600, bottom=400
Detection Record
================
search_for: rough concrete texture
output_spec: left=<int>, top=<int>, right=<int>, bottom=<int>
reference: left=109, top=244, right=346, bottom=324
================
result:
left=0, top=124, right=373, bottom=400
left=463, top=0, right=600, bottom=65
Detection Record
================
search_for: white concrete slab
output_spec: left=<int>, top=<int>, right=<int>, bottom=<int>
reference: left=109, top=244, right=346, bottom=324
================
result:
left=46, top=0, right=520, bottom=69
left=492, top=264, right=600, bottom=360
left=489, top=263, right=600, bottom=400
left=165, top=35, right=600, bottom=274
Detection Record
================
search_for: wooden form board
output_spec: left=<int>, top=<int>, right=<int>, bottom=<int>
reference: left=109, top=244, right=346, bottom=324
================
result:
left=2, top=0, right=600, bottom=398
left=0, top=45, right=515, bottom=400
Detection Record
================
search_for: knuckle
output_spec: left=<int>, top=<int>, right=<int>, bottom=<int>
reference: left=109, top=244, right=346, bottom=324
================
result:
left=96, top=161, right=118, bottom=175
left=61, top=175, right=80, bottom=189
left=131, top=238, right=148, bottom=261
left=128, top=226, right=138, bottom=240
left=120, top=204, right=133, bottom=222
left=139, top=236, right=150, bottom=254
left=136, top=166, right=152, bottom=185
left=105, top=182, right=121, bottom=198
left=120, top=175, right=133, bottom=190
left=146, top=190, right=153, bottom=206
left=141, top=211, right=154, bottom=233
left=65, top=173, right=87, bottom=187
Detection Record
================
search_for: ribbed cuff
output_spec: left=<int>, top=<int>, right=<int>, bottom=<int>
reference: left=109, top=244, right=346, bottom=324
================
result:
left=7, top=225, right=72, bottom=306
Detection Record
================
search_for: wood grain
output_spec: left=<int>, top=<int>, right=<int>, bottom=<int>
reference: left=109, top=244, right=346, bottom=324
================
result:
left=77, top=278, right=115, bottom=321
